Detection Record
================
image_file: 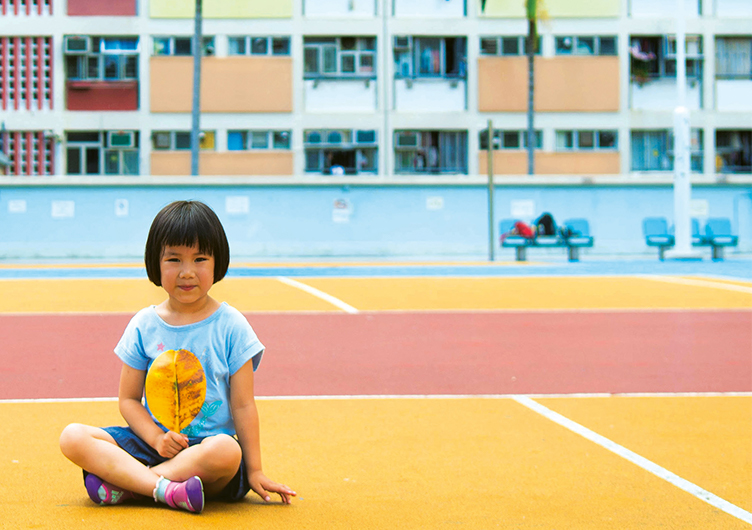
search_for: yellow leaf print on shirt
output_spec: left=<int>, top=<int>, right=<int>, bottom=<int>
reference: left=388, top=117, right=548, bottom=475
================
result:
left=145, top=349, right=206, bottom=433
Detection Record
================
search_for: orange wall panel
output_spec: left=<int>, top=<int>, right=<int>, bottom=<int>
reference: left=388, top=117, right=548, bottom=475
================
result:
left=150, top=57, right=292, bottom=113
left=151, top=151, right=293, bottom=176
left=478, top=57, right=619, bottom=112
left=479, top=151, right=620, bottom=175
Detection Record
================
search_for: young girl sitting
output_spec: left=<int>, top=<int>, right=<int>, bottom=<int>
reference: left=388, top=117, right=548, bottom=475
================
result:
left=59, top=200, right=296, bottom=513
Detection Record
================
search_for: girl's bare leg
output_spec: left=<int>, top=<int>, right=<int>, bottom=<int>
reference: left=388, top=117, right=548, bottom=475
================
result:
left=150, top=434, right=242, bottom=497
left=60, top=424, right=242, bottom=498
left=59, top=423, right=160, bottom=497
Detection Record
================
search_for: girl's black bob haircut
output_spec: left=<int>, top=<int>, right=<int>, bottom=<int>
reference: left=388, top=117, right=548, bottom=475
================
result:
left=145, top=200, right=230, bottom=287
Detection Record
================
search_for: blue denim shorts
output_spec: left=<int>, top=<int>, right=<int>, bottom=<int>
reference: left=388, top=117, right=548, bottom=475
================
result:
left=82, top=426, right=250, bottom=502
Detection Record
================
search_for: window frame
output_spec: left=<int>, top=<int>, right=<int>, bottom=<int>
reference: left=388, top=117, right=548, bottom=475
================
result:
left=303, top=128, right=378, bottom=175
left=393, top=130, right=468, bottom=175
left=227, top=130, right=292, bottom=151
left=479, top=129, right=542, bottom=150
left=554, top=36, right=618, bottom=56
left=64, top=36, right=139, bottom=82
left=152, top=36, right=216, bottom=56
left=65, top=130, right=139, bottom=176
left=304, top=37, right=377, bottom=79
left=479, top=36, right=542, bottom=56
left=151, top=131, right=216, bottom=151
left=393, top=36, right=467, bottom=79
left=555, top=130, right=619, bottom=151
left=228, top=36, right=292, bottom=56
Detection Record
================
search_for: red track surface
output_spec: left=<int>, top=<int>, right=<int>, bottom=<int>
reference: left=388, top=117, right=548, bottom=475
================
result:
left=2, top=311, right=750, bottom=400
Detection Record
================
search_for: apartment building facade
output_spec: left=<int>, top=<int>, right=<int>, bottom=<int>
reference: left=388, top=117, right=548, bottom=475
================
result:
left=1, top=0, right=751, bottom=178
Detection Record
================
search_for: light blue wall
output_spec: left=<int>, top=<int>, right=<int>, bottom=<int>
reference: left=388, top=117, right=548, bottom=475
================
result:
left=0, top=183, right=750, bottom=260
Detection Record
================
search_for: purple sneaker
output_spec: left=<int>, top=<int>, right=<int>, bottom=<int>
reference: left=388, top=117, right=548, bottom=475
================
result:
left=164, top=476, right=204, bottom=513
left=85, top=474, right=136, bottom=505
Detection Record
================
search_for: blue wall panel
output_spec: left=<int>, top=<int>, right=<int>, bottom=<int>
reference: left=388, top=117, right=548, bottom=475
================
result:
left=0, top=184, right=749, bottom=260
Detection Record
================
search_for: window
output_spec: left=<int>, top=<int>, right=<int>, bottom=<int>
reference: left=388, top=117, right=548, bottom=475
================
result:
left=555, top=36, right=617, bottom=56
left=479, top=130, right=542, bottom=150
left=479, top=36, right=541, bottom=56
left=716, top=37, right=752, bottom=79
left=65, top=37, right=138, bottom=81
left=630, top=36, right=703, bottom=82
left=152, top=131, right=216, bottom=151
left=716, top=130, right=751, bottom=173
left=304, top=37, right=376, bottom=78
left=304, top=129, right=377, bottom=175
left=228, top=36, right=291, bottom=56
left=631, top=129, right=703, bottom=172
left=227, top=130, right=292, bottom=151
left=152, top=36, right=215, bottom=56
left=66, top=131, right=138, bottom=175
left=555, top=130, right=618, bottom=150
left=394, top=37, right=467, bottom=78
left=394, top=130, right=467, bottom=174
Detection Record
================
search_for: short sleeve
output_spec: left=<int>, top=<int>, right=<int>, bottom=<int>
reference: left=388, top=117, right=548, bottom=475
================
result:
left=225, top=306, right=264, bottom=375
left=113, top=310, right=150, bottom=371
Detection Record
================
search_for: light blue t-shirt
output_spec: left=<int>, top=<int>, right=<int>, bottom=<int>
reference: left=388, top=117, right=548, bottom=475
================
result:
left=114, top=302, right=264, bottom=438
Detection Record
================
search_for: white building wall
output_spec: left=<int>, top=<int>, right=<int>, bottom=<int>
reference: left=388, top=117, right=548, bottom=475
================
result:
left=394, top=0, right=465, bottom=18
left=304, top=0, right=376, bottom=17
left=716, top=80, right=752, bottom=112
left=304, top=79, right=378, bottom=112
left=631, top=79, right=702, bottom=111
left=394, top=79, right=466, bottom=112
left=716, top=0, right=752, bottom=17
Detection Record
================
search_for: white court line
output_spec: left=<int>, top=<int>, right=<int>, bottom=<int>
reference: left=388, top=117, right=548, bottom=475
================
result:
left=641, top=274, right=752, bottom=295
left=3, top=391, right=751, bottom=404
left=275, top=276, right=359, bottom=314
left=513, top=395, right=752, bottom=525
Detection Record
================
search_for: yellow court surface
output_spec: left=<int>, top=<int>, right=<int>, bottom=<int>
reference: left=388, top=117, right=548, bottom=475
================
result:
left=1, top=274, right=751, bottom=313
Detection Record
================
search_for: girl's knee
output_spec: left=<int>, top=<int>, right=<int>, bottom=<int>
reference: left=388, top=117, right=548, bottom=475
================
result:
left=201, top=434, right=242, bottom=472
left=59, top=423, right=87, bottom=457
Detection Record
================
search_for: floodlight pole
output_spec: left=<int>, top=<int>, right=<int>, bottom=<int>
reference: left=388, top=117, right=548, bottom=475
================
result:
left=666, top=0, right=701, bottom=259
left=190, top=0, right=203, bottom=176
left=487, top=120, right=495, bottom=261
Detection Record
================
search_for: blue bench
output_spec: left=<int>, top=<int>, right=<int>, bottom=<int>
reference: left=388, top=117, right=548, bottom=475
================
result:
left=643, top=216, right=739, bottom=260
left=499, top=218, right=594, bottom=262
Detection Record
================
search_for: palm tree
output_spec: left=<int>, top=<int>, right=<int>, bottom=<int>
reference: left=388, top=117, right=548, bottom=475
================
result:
left=481, top=1, right=539, bottom=175
left=525, top=0, right=538, bottom=175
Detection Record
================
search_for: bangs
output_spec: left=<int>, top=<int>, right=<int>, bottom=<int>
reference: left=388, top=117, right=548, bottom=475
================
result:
left=145, top=200, right=230, bottom=286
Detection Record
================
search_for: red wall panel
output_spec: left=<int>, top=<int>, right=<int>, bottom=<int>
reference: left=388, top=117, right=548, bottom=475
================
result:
left=67, top=0, right=135, bottom=16
left=66, top=82, right=138, bottom=111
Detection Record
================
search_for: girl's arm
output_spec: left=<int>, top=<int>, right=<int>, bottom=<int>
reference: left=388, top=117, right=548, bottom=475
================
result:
left=118, top=363, right=188, bottom=458
left=230, top=360, right=296, bottom=504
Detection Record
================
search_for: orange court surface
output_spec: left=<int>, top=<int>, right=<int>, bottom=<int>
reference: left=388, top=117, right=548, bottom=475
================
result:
left=0, top=260, right=751, bottom=529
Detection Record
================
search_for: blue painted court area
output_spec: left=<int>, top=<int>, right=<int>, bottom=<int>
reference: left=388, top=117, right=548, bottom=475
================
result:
left=0, top=258, right=750, bottom=281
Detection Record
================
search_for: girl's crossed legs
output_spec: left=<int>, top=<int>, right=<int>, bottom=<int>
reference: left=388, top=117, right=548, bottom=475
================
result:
left=59, top=424, right=242, bottom=501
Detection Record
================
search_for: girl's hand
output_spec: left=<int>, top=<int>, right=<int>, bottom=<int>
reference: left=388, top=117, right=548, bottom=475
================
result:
left=154, top=430, right=189, bottom=458
left=249, top=470, right=296, bottom=504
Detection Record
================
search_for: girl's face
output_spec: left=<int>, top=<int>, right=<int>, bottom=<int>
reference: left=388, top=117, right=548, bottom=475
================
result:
left=160, top=243, right=215, bottom=311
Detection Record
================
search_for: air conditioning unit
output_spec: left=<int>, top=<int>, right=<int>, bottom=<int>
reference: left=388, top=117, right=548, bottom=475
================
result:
left=65, top=36, right=90, bottom=54
left=393, top=36, right=411, bottom=50
left=355, top=130, right=377, bottom=145
left=153, top=132, right=171, bottom=150
left=108, top=131, right=135, bottom=149
left=396, top=132, right=419, bottom=148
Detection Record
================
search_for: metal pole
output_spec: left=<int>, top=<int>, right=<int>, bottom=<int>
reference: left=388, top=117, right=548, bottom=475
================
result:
left=190, top=0, right=203, bottom=176
left=487, top=119, right=495, bottom=261
left=666, top=0, right=701, bottom=259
